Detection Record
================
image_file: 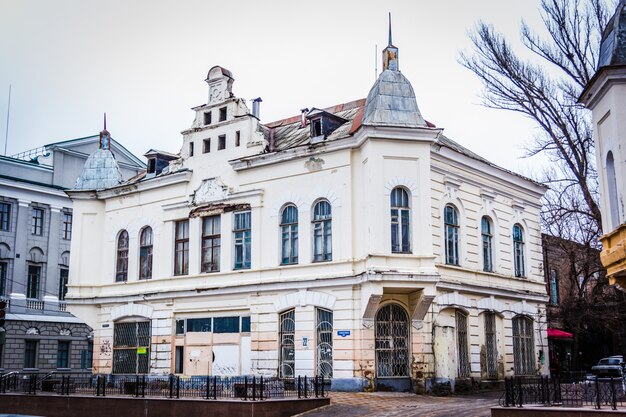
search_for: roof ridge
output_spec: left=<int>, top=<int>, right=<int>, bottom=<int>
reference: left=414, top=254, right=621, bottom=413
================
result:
left=264, top=98, right=366, bottom=128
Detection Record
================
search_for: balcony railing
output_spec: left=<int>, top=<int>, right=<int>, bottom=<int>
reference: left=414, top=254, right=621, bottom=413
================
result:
left=26, top=300, right=44, bottom=310
left=58, top=302, right=67, bottom=312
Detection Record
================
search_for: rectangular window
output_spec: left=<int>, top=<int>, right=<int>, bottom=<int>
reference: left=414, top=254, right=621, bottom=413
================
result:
left=235, top=131, right=241, bottom=147
left=219, top=107, right=227, bottom=122
left=189, top=142, right=194, bottom=157
left=81, top=341, right=93, bottom=369
left=550, top=270, right=559, bottom=304
left=456, top=311, right=470, bottom=378
left=187, top=318, right=211, bottom=332
left=59, top=268, right=69, bottom=301
left=175, top=346, right=184, bottom=374
left=113, top=321, right=150, bottom=374
left=24, top=340, right=38, bottom=369
left=27, top=265, right=41, bottom=299
left=202, top=215, right=221, bottom=272
left=0, top=261, right=6, bottom=296
left=31, top=208, right=44, bottom=235
left=241, top=316, right=251, bottom=333
left=218, top=134, right=226, bottom=150
left=174, top=220, right=189, bottom=275
left=147, top=159, right=156, bottom=174
left=57, top=341, right=70, bottom=368
left=203, top=138, right=210, bottom=153
left=233, top=211, right=251, bottom=270
left=0, top=202, right=10, bottom=231
left=213, top=316, right=239, bottom=333
left=175, top=319, right=185, bottom=335
left=63, top=211, right=72, bottom=240
left=204, top=111, right=212, bottom=125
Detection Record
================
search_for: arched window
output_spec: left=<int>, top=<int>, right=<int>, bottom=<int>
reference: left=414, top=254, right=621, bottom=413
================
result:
left=312, top=200, right=332, bottom=262
left=116, top=230, right=129, bottom=282
left=279, top=309, right=295, bottom=378
left=512, top=316, right=535, bottom=375
left=280, top=205, right=298, bottom=264
left=444, top=205, right=459, bottom=265
left=513, top=224, right=525, bottom=277
left=390, top=187, right=411, bottom=253
left=139, top=227, right=153, bottom=279
left=607, top=151, right=620, bottom=229
left=481, top=216, right=493, bottom=272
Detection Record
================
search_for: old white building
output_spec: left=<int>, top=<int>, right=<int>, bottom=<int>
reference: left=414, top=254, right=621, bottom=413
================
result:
left=67, top=37, right=549, bottom=392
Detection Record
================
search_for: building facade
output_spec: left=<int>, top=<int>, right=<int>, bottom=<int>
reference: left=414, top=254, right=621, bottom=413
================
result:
left=0, top=134, right=144, bottom=373
left=580, top=1, right=626, bottom=287
left=67, top=40, right=549, bottom=391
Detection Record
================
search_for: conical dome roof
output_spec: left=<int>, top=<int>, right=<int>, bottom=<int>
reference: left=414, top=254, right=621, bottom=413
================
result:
left=598, top=0, right=626, bottom=68
left=74, top=126, right=123, bottom=190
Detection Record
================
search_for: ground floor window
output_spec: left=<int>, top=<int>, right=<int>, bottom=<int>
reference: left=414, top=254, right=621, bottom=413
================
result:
left=484, top=312, right=498, bottom=379
left=375, top=303, right=409, bottom=377
left=456, top=310, right=470, bottom=378
left=113, top=321, right=150, bottom=374
left=24, top=340, right=37, bottom=369
left=513, top=316, right=535, bottom=375
left=316, top=308, right=333, bottom=378
left=175, top=346, right=184, bottom=374
left=279, top=309, right=295, bottom=378
left=57, top=341, right=70, bottom=368
left=81, top=341, right=93, bottom=369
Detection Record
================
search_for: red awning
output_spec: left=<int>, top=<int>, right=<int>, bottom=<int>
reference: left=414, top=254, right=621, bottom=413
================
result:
left=547, top=328, right=574, bottom=339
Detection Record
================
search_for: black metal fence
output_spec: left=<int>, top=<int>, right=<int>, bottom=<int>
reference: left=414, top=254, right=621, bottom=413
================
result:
left=0, top=373, right=327, bottom=401
left=501, top=375, right=626, bottom=410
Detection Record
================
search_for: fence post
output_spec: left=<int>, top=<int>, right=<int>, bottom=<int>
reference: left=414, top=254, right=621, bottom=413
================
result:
left=244, top=376, right=248, bottom=401
left=517, top=377, right=522, bottom=407
left=297, top=376, right=301, bottom=399
left=260, top=376, right=264, bottom=401
left=176, top=376, right=180, bottom=399
left=321, top=375, right=325, bottom=397
left=96, top=375, right=100, bottom=396
left=252, top=376, right=256, bottom=401
left=314, top=376, right=319, bottom=398
left=103, top=375, right=106, bottom=397
left=595, top=375, right=601, bottom=409
left=168, top=375, right=173, bottom=399
left=142, top=375, right=146, bottom=398
left=205, top=376, right=210, bottom=400
left=611, top=377, right=617, bottom=411
left=213, top=376, right=217, bottom=400
left=304, top=376, right=308, bottom=399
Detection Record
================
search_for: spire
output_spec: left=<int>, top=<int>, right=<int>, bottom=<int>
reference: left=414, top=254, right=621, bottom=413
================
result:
left=382, top=13, right=399, bottom=71
left=99, top=112, right=111, bottom=150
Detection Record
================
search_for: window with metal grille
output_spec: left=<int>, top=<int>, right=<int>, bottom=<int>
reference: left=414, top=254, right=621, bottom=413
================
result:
left=316, top=308, right=333, bottom=378
left=113, top=321, right=151, bottom=374
left=139, top=226, right=153, bottom=279
left=57, top=341, right=70, bottom=368
left=202, top=215, right=220, bottom=272
left=444, top=205, right=459, bottom=265
left=174, top=220, right=189, bottom=275
left=549, top=269, right=559, bottom=304
left=279, top=309, right=295, bottom=378
left=390, top=187, right=410, bottom=253
left=456, top=310, right=470, bottom=378
left=233, top=212, right=251, bottom=270
left=375, top=303, right=409, bottom=377
left=116, top=230, right=129, bottom=282
left=481, top=216, right=493, bottom=272
left=31, top=208, right=44, bottom=235
left=58, top=268, right=68, bottom=300
left=513, top=224, right=525, bottom=277
left=280, top=205, right=298, bottom=264
left=512, top=316, right=535, bottom=375
left=0, top=202, right=10, bottom=231
left=0, top=261, right=7, bottom=296
left=24, top=340, right=38, bottom=368
left=484, top=312, right=498, bottom=379
left=63, top=211, right=72, bottom=240
left=27, top=265, right=41, bottom=299
left=312, top=200, right=331, bottom=262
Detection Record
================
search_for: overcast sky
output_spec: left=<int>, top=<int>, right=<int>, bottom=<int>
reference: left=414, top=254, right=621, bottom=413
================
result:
left=0, top=0, right=550, bottom=176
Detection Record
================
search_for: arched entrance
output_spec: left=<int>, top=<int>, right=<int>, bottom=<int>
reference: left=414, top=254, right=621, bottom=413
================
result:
left=375, top=303, right=410, bottom=391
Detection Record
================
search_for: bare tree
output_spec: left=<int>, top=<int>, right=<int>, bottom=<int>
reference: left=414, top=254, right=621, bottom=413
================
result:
left=459, top=0, right=615, bottom=240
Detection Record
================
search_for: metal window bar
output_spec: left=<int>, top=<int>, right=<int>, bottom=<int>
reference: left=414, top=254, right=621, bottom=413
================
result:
left=375, top=304, right=410, bottom=377
left=484, top=312, right=498, bottom=379
left=316, top=308, right=333, bottom=378
left=456, top=311, right=470, bottom=378
left=279, top=309, right=296, bottom=378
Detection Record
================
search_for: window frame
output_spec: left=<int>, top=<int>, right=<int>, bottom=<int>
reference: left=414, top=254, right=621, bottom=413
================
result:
left=62, top=211, right=72, bottom=240
left=444, top=204, right=460, bottom=266
left=280, top=204, right=299, bottom=265
left=139, top=226, right=153, bottom=280
left=219, top=107, right=227, bottom=122
left=0, top=261, right=7, bottom=296
left=218, top=134, right=226, bottom=150
left=549, top=269, right=559, bottom=304
left=0, top=202, right=11, bottom=231
left=189, top=141, right=194, bottom=157
left=513, top=224, right=526, bottom=278
left=26, top=264, right=41, bottom=300
left=59, top=267, right=69, bottom=301
left=174, top=220, right=190, bottom=276
left=31, top=207, right=44, bottom=236
left=203, top=111, right=212, bottom=125
left=390, top=187, right=411, bottom=253
left=481, top=216, right=494, bottom=272
left=235, top=130, right=241, bottom=147
left=201, top=215, right=221, bottom=273
left=57, top=341, right=70, bottom=369
left=115, top=230, right=129, bottom=282
left=203, top=138, right=210, bottom=153
left=233, top=211, right=251, bottom=270
left=24, top=340, right=38, bottom=369
left=279, top=309, right=296, bottom=378
left=312, top=200, right=332, bottom=262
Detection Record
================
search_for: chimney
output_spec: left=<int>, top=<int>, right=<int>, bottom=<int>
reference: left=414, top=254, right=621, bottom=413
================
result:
left=252, top=97, right=262, bottom=119
left=300, top=108, right=309, bottom=128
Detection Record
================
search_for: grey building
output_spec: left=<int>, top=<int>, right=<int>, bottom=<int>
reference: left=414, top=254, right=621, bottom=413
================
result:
left=0, top=131, right=145, bottom=373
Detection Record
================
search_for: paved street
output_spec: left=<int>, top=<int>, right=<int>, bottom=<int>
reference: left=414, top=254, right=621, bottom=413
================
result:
left=297, top=391, right=502, bottom=417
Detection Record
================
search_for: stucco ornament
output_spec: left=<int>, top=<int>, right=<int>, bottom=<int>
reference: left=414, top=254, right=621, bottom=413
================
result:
left=26, top=327, right=40, bottom=335
left=191, top=178, right=231, bottom=205
left=59, top=328, right=71, bottom=336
